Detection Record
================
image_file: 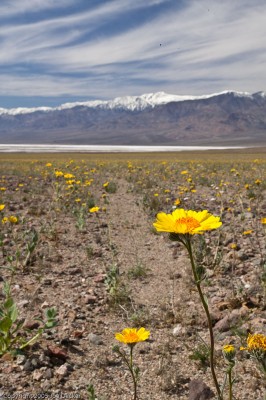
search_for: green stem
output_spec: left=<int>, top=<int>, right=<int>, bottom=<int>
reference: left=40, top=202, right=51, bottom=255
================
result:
left=129, top=345, right=138, bottom=400
left=186, top=238, right=222, bottom=400
left=228, top=367, right=233, bottom=400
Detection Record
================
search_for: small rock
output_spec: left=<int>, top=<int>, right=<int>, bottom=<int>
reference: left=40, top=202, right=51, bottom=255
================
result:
left=46, top=345, right=68, bottom=361
left=83, top=295, right=97, bottom=304
left=23, top=320, right=40, bottom=330
left=88, top=333, right=103, bottom=345
left=55, top=363, right=69, bottom=378
left=33, top=370, right=43, bottom=381
left=23, top=359, right=33, bottom=371
left=41, top=301, right=50, bottom=309
left=189, top=379, right=215, bottom=400
left=43, top=368, right=53, bottom=379
left=16, top=355, right=26, bottom=365
left=94, top=274, right=106, bottom=283
left=172, top=324, right=186, bottom=336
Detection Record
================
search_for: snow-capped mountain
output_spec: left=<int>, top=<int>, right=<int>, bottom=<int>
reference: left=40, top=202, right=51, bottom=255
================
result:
left=0, top=91, right=266, bottom=145
left=0, top=90, right=265, bottom=116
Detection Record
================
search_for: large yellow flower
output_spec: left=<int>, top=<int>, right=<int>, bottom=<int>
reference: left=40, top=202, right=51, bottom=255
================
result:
left=240, top=333, right=266, bottom=352
left=115, top=327, right=150, bottom=345
left=153, top=208, right=222, bottom=235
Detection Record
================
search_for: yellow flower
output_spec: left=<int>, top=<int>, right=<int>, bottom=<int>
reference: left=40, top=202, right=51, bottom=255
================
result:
left=255, top=179, right=262, bottom=185
left=2, top=217, right=8, bottom=224
left=153, top=208, right=222, bottom=235
left=115, top=327, right=150, bottom=345
left=181, top=170, right=188, bottom=175
left=0, top=204, right=5, bottom=211
left=154, top=193, right=159, bottom=197
left=64, top=173, right=75, bottom=179
left=240, top=333, right=266, bottom=352
left=261, top=218, right=266, bottom=225
left=164, top=189, right=170, bottom=193
left=0, top=187, right=6, bottom=191
left=46, top=163, right=52, bottom=167
left=243, top=230, right=253, bottom=235
left=230, top=243, right=237, bottom=249
left=89, top=207, right=100, bottom=213
left=103, top=182, right=109, bottom=187
left=55, top=171, right=64, bottom=177
left=9, top=216, right=18, bottom=224
left=174, top=199, right=181, bottom=206
left=223, top=344, right=236, bottom=362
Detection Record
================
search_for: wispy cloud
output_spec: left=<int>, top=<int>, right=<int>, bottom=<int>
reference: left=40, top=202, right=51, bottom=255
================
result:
left=0, top=0, right=266, bottom=106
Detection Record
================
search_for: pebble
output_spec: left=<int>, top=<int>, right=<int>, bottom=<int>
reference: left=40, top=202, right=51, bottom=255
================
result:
left=55, top=363, right=69, bottom=378
left=172, top=324, right=186, bottom=336
left=88, top=333, right=103, bottom=345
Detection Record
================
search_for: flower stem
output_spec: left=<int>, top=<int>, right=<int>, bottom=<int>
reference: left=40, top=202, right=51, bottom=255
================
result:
left=228, top=366, right=233, bottom=400
left=186, top=238, right=222, bottom=400
left=129, top=345, right=138, bottom=400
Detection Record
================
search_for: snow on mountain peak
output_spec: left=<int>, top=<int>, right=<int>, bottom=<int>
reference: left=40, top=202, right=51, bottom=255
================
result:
left=0, top=90, right=264, bottom=116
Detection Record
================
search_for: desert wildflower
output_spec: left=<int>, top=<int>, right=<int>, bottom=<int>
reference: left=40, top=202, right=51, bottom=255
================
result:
left=153, top=209, right=222, bottom=399
left=0, top=204, right=5, bottom=211
left=174, top=199, right=181, bottom=206
left=115, top=327, right=150, bottom=346
left=181, top=170, right=188, bottom=174
left=153, top=208, right=222, bottom=235
left=243, top=230, right=253, bottom=235
left=46, top=163, right=52, bottom=167
left=240, top=333, right=266, bottom=372
left=9, top=216, right=18, bottom=224
left=55, top=171, right=64, bottom=177
left=261, top=218, right=266, bottom=225
left=89, top=206, right=100, bottom=213
left=103, top=182, right=109, bottom=187
left=114, top=327, right=150, bottom=400
left=255, top=179, right=262, bottom=185
left=240, top=333, right=266, bottom=353
left=223, top=344, right=236, bottom=363
left=2, top=217, right=8, bottom=224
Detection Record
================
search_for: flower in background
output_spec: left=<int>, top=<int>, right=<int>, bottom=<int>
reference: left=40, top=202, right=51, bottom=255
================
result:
left=89, top=207, right=100, bottom=213
left=243, top=230, right=253, bottom=235
left=0, top=204, right=5, bottom=211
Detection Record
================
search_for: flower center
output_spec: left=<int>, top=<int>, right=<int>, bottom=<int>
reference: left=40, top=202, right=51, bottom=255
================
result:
left=127, top=332, right=139, bottom=342
left=175, top=216, right=201, bottom=231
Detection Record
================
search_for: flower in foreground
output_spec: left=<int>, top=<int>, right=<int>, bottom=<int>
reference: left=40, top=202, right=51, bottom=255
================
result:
left=153, top=208, right=222, bottom=235
left=115, top=327, right=150, bottom=346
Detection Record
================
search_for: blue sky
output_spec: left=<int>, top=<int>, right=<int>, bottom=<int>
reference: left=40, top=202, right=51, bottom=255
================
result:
left=1, top=0, right=266, bottom=108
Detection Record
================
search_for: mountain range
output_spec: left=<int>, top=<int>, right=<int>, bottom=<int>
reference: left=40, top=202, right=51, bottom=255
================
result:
left=0, top=90, right=266, bottom=146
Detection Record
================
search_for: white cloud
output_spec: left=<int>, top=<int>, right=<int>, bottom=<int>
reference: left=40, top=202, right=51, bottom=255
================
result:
left=0, top=0, right=266, bottom=101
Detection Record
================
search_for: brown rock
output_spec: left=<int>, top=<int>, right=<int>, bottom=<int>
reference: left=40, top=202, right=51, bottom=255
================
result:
left=189, top=379, right=215, bottom=400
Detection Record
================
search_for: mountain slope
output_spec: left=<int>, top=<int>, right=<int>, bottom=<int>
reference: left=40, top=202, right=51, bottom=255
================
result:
left=0, top=91, right=266, bottom=145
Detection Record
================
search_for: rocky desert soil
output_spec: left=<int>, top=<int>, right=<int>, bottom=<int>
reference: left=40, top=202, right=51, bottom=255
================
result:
left=0, top=151, right=265, bottom=400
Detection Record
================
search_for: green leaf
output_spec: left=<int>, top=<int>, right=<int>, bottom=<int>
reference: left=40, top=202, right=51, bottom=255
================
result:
left=0, top=316, right=12, bottom=334
left=0, top=336, right=8, bottom=355
left=4, top=297, right=14, bottom=310
left=10, top=304, right=18, bottom=323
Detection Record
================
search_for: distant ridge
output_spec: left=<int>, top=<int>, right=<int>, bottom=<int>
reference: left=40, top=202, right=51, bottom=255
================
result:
left=0, top=91, right=266, bottom=145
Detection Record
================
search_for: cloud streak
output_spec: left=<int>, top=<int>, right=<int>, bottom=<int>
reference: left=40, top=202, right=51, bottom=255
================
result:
left=0, top=0, right=266, bottom=107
